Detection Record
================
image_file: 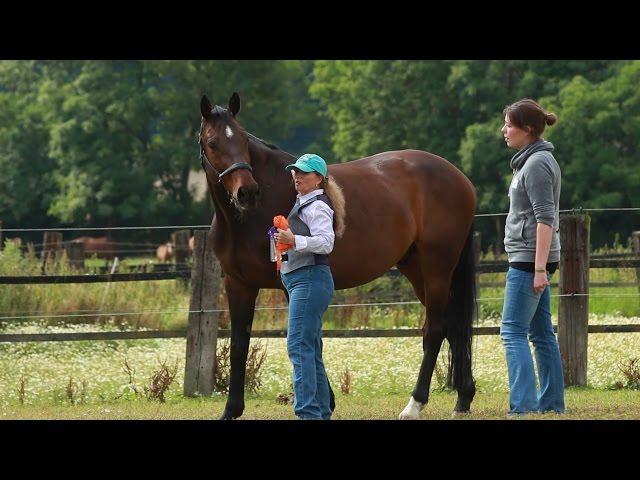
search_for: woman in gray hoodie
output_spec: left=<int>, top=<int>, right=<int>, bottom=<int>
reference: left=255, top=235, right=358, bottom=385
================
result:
left=500, top=98, right=565, bottom=416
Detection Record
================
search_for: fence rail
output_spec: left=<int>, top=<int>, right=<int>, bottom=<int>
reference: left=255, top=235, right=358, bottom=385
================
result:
left=1, top=220, right=639, bottom=392
left=2, top=259, right=640, bottom=284
left=2, top=323, right=640, bottom=343
left=0, top=271, right=191, bottom=284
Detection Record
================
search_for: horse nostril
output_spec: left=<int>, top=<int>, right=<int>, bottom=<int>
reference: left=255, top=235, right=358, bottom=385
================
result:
left=237, top=185, right=259, bottom=207
left=237, top=187, right=248, bottom=204
left=237, top=187, right=251, bottom=205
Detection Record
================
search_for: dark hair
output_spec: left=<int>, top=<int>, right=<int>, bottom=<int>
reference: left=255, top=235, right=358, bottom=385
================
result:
left=503, top=98, right=557, bottom=139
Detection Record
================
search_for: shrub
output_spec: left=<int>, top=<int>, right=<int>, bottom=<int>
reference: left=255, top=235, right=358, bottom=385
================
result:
left=213, top=339, right=267, bottom=394
left=619, top=358, right=640, bottom=390
left=340, top=367, right=352, bottom=394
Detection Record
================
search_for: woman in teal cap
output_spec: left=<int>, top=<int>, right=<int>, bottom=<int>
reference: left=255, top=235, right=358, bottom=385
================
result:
left=274, top=153, right=345, bottom=420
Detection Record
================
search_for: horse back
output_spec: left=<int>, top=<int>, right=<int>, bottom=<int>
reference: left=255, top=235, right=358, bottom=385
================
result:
left=326, top=150, right=476, bottom=288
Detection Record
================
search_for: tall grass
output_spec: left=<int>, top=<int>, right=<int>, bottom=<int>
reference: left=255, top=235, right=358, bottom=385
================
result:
left=1, top=240, right=638, bottom=332
left=0, top=241, right=189, bottom=330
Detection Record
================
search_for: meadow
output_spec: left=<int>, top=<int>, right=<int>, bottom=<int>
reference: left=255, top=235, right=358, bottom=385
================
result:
left=1, top=240, right=639, bottom=419
left=1, top=317, right=639, bottom=419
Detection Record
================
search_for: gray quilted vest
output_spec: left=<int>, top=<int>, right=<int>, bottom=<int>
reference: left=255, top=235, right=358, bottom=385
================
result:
left=280, top=194, right=335, bottom=274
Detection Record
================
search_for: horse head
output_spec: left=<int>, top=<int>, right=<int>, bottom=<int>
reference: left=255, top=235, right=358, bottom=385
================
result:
left=199, top=92, right=260, bottom=213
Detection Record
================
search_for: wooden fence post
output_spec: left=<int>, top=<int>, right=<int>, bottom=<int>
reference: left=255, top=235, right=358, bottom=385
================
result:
left=64, top=242, right=85, bottom=270
left=41, top=231, right=63, bottom=273
left=184, top=230, right=222, bottom=397
left=632, top=231, right=640, bottom=293
left=558, top=214, right=590, bottom=386
left=172, top=229, right=191, bottom=267
left=0, top=219, right=3, bottom=251
left=172, top=229, right=191, bottom=288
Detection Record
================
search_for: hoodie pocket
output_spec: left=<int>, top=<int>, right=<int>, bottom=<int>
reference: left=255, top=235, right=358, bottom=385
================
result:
left=520, top=217, right=528, bottom=245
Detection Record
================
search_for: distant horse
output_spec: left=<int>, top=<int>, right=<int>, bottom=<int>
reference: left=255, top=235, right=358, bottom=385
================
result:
left=199, top=93, right=477, bottom=420
left=156, top=242, right=174, bottom=263
left=71, top=236, right=118, bottom=259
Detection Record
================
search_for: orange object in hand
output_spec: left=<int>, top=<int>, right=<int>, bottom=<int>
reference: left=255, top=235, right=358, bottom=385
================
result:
left=273, top=215, right=292, bottom=271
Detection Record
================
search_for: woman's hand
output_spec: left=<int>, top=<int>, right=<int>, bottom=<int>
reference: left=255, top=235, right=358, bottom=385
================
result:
left=533, top=272, right=549, bottom=293
left=275, top=228, right=295, bottom=245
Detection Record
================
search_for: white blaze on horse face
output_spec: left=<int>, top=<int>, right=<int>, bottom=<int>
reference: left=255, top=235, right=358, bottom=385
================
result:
left=225, top=125, right=234, bottom=138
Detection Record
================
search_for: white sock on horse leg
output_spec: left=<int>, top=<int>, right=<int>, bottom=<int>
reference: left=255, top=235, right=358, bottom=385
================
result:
left=399, top=396, right=425, bottom=420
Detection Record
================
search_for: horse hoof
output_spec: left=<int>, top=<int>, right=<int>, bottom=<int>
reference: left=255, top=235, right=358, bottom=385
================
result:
left=219, top=409, right=242, bottom=420
left=451, top=410, right=471, bottom=418
left=398, top=397, right=424, bottom=420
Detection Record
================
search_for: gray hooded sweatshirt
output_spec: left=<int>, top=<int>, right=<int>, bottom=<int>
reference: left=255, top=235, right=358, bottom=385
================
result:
left=504, top=139, right=561, bottom=263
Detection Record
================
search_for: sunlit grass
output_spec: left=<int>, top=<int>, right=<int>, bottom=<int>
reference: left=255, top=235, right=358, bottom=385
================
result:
left=2, top=241, right=640, bottom=419
left=1, top=319, right=638, bottom=419
left=3, top=389, right=640, bottom=420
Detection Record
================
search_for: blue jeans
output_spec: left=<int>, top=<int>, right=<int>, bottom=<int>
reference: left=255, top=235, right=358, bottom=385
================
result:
left=500, top=267, right=565, bottom=414
left=280, top=265, right=334, bottom=420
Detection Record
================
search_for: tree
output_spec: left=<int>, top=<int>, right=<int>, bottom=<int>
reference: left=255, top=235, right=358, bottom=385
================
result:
left=310, top=60, right=458, bottom=163
left=0, top=61, right=80, bottom=241
left=543, top=61, right=640, bottom=246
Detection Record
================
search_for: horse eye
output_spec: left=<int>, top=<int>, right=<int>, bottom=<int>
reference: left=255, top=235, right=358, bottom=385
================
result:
left=207, top=138, right=218, bottom=149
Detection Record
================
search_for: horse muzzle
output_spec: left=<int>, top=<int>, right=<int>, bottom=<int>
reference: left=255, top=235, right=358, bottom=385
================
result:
left=235, top=184, right=261, bottom=210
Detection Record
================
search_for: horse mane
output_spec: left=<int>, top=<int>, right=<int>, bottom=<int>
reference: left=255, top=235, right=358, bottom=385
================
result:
left=245, top=131, right=279, bottom=150
left=325, top=177, right=346, bottom=238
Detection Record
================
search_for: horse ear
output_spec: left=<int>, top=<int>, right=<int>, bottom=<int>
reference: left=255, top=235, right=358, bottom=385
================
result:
left=228, top=92, right=241, bottom=117
left=200, top=95, right=213, bottom=118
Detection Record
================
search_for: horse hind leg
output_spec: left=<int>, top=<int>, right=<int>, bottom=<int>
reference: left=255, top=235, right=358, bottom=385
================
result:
left=395, top=248, right=443, bottom=419
left=395, top=244, right=427, bottom=305
left=398, top=248, right=455, bottom=420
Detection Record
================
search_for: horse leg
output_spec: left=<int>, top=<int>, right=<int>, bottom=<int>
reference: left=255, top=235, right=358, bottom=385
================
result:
left=220, top=275, right=258, bottom=420
left=447, top=329, right=476, bottom=414
left=395, top=249, right=431, bottom=419
left=399, top=249, right=455, bottom=420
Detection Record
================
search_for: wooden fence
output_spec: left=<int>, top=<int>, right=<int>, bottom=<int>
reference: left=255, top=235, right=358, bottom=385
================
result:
left=1, top=218, right=640, bottom=393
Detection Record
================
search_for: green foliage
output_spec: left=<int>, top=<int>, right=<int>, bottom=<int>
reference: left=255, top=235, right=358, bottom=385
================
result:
left=542, top=62, right=640, bottom=246
left=0, top=60, right=329, bottom=240
left=0, top=60, right=638, bottom=251
left=311, top=60, right=458, bottom=163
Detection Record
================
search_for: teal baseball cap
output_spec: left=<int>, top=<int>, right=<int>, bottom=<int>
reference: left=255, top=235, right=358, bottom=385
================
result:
left=285, top=153, right=328, bottom=177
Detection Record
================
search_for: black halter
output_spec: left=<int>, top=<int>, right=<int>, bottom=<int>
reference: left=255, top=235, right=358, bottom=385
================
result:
left=199, top=143, right=253, bottom=183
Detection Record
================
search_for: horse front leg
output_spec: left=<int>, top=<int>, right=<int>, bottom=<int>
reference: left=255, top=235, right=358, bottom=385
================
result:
left=220, top=275, right=258, bottom=420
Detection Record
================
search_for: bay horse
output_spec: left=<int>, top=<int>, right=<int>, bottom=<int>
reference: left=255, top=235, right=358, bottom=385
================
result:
left=71, top=236, right=118, bottom=259
left=199, top=92, right=477, bottom=420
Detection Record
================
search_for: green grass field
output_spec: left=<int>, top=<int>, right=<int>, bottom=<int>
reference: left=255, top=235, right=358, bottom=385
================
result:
left=1, top=242, right=639, bottom=420
left=1, top=323, right=639, bottom=420
left=3, top=389, right=640, bottom=420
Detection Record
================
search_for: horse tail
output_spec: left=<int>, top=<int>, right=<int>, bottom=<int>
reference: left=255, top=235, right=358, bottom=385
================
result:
left=445, top=224, right=477, bottom=392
